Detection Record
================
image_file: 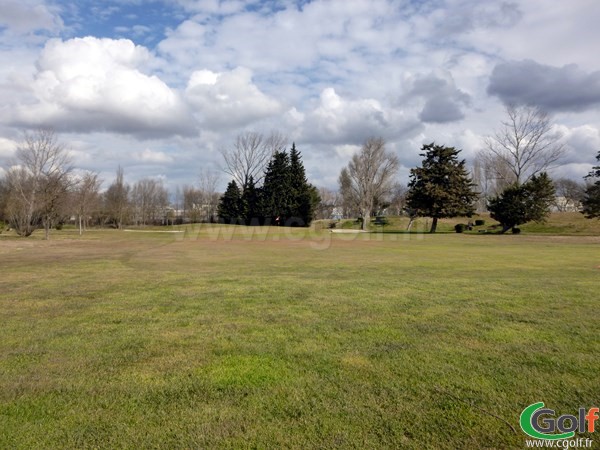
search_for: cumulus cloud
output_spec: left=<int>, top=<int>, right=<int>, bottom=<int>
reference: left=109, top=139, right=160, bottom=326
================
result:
left=302, top=88, right=423, bottom=145
left=402, top=71, right=471, bottom=123
left=488, top=60, right=600, bottom=112
left=11, top=37, right=194, bottom=138
left=185, top=66, right=282, bottom=129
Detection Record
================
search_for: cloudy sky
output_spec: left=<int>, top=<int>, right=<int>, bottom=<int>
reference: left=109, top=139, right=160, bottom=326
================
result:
left=0, top=0, right=598, bottom=191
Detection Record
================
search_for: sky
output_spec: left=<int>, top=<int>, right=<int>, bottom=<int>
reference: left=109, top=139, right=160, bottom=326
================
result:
left=0, top=0, right=599, bottom=192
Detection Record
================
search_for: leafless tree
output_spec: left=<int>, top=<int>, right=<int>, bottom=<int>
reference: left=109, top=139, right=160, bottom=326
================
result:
left=388, top=183, right=408, bottom=216
left=131, top=178, right=169, bottom=226
left=472, top=152, right=514, bottom=212
left=314, top=187, right=339, bottom=220
left=483, top=104, right=565, bottom=185
left=198, top=169, right=220, bottom=222
left=73, top=171, right=102, bottom=235
left=553, top=178, right=585, bottom=212
left=219, top=131, right=287, bottom=188
left=104, top=166, right=130, bottom=229
left=5, top=129, right=73, bottom=238
left=338, top=137, right=399, bottom=230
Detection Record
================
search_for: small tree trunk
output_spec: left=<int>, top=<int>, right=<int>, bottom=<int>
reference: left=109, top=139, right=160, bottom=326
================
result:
left=79, top=214, right=83, bottom=236
left=429, top=217, right=438, bottom=233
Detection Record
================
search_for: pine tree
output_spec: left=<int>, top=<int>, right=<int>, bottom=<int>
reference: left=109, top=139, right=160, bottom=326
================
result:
left=260, top=150, right=292, bottom=225
left=581, top=151, right=600, bottom=219
left=240, top=176, right=261, bottom=225
left=217, top=180, right=242, bottom=224
left=488, top=172, right=555, bottom=233
left=289, top=143, right=314, bottom=226
left=407, top=143, right=478, bottom=233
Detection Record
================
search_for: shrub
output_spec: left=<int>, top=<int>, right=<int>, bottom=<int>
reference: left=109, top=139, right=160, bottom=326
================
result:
left=454, top=223, right=467, bottom=233
left=512, top=227, right=521, bottom=234
left=475, top=219, right=485, bottom=226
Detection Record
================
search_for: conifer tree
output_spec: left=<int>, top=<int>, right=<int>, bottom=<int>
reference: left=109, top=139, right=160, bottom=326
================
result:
left=217, top=180, right=242, bottom=223
left=407, top=143, right=478, bottom=233
left=289, top=143, right=315, bottom=226
left=240, top=176, right=260, bottom=225
left=488, top=172, right=555, bottom=233
left=260, top=150, right=292, bottom=225
left=581, top=151, right=600, bottom=219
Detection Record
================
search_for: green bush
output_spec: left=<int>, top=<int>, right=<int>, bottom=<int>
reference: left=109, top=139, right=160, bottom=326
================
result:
left=454, top=223, right=467, bottom=233
left=475, top=219, right=485, bottom=226
left=512, top=227, right=521, bottom=234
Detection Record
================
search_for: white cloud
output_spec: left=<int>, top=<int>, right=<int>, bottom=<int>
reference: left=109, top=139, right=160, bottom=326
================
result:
left=0, top=137, right=18, bottom=159
left=302, top=88, right=423, bottom=145
left=185, top=66, right=282, bottom=129
left=134, top=148, right=174, bottom=164
left=11, top=37, right=194, bottom=138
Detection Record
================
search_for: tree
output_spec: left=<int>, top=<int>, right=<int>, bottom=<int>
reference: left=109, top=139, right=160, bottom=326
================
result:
left=182, top=184, right=203, bottom=223
left=131, top=178, right=169, bottom=226
left=553, top=178, right=585, bottom=212
left=240, top=175, right=260, bottom=224
left=581, top=151, right=600, bottom=219
left=219, top=131, right=286, bottom=189
left=407, top=143, right=478, bottom=233
left=288, top=143, right=316, bottom=226
left=198, top=169, right=220, bottom=222
left=260, top=150, right=292, bottom=224
left=488, top=173, right=555, bottom=233
left=4, top=129, right=73, bottom=238
left=482, top=104, right=564, bottom=185
left=104, top=167, right=130, bottom=229
left=217, top=180, right=242, bottom=223
left=74, top=171, right=102, bottom=235
left=338, top=137, right=399, bottom=230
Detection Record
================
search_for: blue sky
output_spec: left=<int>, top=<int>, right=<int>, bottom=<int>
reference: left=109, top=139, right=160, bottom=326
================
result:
left=1, top=0, right=599, bottom=191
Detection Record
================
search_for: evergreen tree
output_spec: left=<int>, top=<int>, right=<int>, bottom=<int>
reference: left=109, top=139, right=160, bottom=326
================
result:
left=488, top=172, right=555, bottom=233
left=260, top=150, right=292, bottom=225
left=407, top=143, right=478, bottom=233
left=581, top=151, right=600, bottom=219
left=289, top=143, right=315, bottom=226
left=217, top=180, right=242, bottom=223
left=240, top=176, right=261, bottom=225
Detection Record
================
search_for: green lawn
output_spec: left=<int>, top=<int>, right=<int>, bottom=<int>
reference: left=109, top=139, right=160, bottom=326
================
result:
left=1, top=224, right=599, bottom=449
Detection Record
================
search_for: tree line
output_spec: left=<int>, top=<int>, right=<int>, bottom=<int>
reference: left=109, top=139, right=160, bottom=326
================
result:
left=1, top=105, right=599, bottom=238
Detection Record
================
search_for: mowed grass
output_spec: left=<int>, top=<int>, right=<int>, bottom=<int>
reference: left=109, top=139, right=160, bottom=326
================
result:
left=0, top=225, right=599, bottom=449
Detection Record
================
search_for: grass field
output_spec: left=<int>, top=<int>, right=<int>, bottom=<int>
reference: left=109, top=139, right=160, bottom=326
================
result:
left=1, top=219, right=599, bottom=448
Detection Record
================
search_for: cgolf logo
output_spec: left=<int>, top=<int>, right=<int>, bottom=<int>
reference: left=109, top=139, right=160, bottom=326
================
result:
left=520, top=402, right=598, bottom=440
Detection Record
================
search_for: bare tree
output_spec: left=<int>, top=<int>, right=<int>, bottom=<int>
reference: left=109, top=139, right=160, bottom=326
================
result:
left=388, top=183, right=408, bottom=216
left=314, top=187, right=339, bottom=220
left=104, top=166, right=130, bottom=229
left=198, top=169, right=220, bottom=222
left=553, top=178, right=585, bottom=212
left=219, top=131, right=287, bottom=188
left=338, top=137, right=399, bottom=230
left=472, top=152, right=514, bottom=212
left=182, top=184, right=202, bottom=223
left=483, top=104, right=565, bottom=185
left=131, top=178, right=169, bottom=226
left=5, top=129, right=73, bottom=238
left=74, top=171, right=102, bottom=235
